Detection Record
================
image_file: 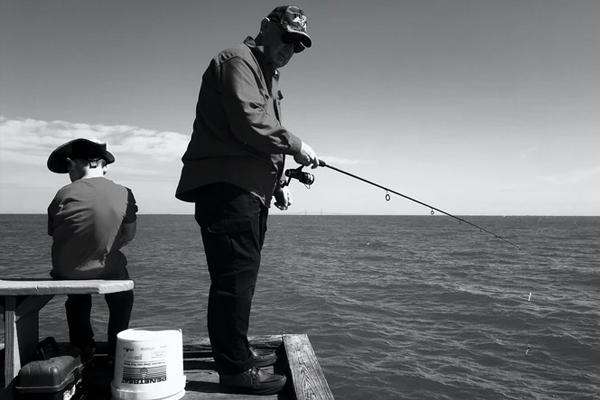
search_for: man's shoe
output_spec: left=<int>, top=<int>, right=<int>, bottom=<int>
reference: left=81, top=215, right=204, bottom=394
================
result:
left=219, top=367, right=287, bottom=395
left=250, top=346, right=277, bottom=368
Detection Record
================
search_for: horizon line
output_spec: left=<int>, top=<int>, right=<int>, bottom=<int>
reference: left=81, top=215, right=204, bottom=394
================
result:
left=0, top=212, right=598, bottom=217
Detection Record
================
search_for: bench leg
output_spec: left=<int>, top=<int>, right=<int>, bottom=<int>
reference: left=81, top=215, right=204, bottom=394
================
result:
left=2, top=295, right=52, bottom=388
left=3, top=296, right=19, bottom=388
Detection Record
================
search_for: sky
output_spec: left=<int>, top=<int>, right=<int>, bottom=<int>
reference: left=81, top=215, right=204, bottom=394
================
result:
left=1, top=0, right=599, bottom=215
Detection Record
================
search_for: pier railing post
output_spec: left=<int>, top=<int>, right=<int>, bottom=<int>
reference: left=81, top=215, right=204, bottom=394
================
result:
left=284, top=333, right=335, bottom=400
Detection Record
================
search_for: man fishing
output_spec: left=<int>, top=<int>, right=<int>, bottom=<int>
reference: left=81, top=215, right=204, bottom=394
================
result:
left=47, top=138, right=137, bottom=360
left=175, top=5, right=319, bottom=395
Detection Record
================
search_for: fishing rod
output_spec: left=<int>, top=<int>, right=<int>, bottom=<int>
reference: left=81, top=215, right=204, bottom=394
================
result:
left=284, top=160, right=519, bottom=249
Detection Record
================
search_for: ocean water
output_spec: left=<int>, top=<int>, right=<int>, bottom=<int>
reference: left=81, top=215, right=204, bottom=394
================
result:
left=1, top=214, right=599, bottom=399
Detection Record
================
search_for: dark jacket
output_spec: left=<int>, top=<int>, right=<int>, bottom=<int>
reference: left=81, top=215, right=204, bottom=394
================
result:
left=176, top=37, right=302, bottom=206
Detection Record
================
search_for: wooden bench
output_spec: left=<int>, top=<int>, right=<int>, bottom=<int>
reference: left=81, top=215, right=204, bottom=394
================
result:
left=0, top=279, right=134, bottom=388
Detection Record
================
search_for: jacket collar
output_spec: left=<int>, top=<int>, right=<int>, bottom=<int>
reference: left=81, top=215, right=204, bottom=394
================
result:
left=243, top=36, right=279, bottom=81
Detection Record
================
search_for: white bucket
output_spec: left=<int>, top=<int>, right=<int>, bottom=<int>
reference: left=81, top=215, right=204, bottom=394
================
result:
left=111, top=328, right=186, bottom=400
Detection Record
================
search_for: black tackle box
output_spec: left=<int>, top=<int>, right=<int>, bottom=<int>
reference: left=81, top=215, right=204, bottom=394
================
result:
left=15, top=352, right=83, bottom=400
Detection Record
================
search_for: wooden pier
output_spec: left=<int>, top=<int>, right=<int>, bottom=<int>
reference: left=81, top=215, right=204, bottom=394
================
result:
left=1, top=334, right=334, bottom=400
left=1, top=279, right=334, bottom=399
left=180, top=334, right=333, bottom=400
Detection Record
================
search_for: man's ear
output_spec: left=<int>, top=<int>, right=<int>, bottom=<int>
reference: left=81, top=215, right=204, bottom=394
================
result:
left=65, top=157, right=75, bottom=170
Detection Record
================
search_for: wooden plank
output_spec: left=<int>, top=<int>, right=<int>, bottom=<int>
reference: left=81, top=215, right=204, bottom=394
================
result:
left=183, top=335, right=283, bottom=352
left=3, top=296, right=19, bottom=387
left=0, top=279, right=134, bottom=295
left=284, top=334, right=334, bottom=400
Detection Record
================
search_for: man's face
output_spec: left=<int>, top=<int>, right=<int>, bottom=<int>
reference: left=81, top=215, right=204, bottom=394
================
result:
left=263, top=22, right=296, bottom=69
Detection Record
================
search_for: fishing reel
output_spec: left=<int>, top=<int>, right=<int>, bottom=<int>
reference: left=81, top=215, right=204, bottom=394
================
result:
left=282, top=166, right=315, bottom=188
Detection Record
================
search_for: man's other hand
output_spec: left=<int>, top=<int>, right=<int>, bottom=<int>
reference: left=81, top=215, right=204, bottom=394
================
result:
left=273, top=186, right=292, bottom=210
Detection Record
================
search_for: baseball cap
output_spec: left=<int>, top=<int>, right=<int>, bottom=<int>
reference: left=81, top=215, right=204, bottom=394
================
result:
left=267, top=5, right=312, bottom=53
left=47, top=138, right=115, bottom=173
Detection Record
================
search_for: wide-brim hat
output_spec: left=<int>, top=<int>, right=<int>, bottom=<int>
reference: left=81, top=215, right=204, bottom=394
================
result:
left=47, top=138, right=115, bottom=173
left=268, top=5, right=312, bottom=53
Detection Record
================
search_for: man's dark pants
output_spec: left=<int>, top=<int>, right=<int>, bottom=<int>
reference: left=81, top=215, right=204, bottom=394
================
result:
left=194, top=183, right=268, bottom=374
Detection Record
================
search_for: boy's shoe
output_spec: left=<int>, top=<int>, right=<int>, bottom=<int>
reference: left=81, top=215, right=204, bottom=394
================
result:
left=80, top=343, right=96, bottom=364
left=219, top=367, right=287, bottom=395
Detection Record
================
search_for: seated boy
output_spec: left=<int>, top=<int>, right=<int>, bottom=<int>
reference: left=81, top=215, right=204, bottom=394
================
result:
left=47, top=138, right=137, bottom=359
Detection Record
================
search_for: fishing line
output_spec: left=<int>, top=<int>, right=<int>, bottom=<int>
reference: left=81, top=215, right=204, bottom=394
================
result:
left=309, top=160, right=520, bottom=249
left=285, top=161, right=574, bottom=358
left=285, top=160, right=595, bottom=368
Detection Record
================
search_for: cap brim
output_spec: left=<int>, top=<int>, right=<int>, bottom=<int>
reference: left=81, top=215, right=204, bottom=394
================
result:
left=282, top=30, right=312, bottom=52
